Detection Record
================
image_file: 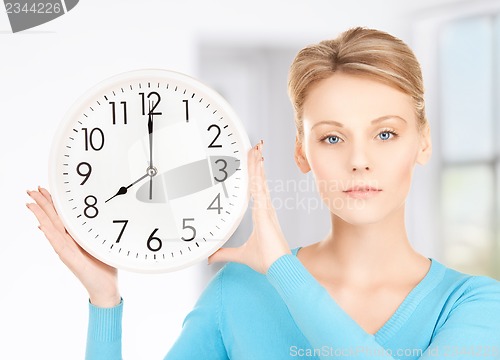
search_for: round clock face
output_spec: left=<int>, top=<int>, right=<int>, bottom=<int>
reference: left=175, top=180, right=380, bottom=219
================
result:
left=49, top=69, right=251, bottom=273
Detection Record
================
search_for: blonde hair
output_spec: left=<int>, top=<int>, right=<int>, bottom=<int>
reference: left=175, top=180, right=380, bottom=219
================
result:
left=288, top=27, right=427, bottom=142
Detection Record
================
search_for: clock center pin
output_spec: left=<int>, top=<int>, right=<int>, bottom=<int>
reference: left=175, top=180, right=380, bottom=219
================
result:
left=147, top=166, right=158, bottom=177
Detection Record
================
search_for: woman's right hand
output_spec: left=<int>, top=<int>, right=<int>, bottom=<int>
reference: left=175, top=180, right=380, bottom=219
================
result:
left=26, top=186, right=120, bottom=308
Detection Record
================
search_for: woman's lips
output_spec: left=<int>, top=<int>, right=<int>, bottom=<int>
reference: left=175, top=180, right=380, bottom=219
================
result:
left=343, top=187, right=382, bottom=199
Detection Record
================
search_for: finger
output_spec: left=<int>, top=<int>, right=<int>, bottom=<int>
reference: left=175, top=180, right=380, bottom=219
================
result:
left=26, top=196, right=54, bottom=229
left=208, top=246, right=242, bottom=265
left=26, top=202, right=71, bottom=256
left=27, top=189, right=65, bottom=233
left=255, top=140, right=271, bottom=199
left=38, top=186, right=57, bottom=213
left=248, top=141, right=264, bottom=196
left=249, top=141, right=271, bottom=210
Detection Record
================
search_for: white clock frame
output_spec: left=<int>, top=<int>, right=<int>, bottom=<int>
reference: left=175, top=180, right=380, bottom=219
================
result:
left=49, top=69, right=251, bottom=273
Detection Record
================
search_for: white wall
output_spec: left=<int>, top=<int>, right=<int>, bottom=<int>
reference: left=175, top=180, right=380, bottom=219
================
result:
left=0, top=0, right=474, bottom=359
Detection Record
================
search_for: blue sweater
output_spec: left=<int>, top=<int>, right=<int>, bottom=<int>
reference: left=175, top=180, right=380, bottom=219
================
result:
left=86, top=248, right=500, bottom=359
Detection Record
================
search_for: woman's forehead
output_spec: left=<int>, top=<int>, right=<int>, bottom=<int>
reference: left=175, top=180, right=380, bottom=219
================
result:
left=302, top=73, right=416, bottom=129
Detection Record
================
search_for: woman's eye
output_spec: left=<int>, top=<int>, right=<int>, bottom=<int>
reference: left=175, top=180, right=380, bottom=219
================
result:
left=378, top=131, right=393, bottom=141
left=325, top=135, right=340, bottom=144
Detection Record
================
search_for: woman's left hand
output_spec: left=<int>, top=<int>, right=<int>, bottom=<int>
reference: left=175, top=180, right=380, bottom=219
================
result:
left=208, top=140, right=291, bottom=274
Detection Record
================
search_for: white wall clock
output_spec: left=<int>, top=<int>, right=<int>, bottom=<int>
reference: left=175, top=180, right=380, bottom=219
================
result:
left=49, top=69, right=251, bottom=273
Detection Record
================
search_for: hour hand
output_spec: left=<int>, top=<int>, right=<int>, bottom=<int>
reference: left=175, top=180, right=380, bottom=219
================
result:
left=105, top=173, right=149, bottom=203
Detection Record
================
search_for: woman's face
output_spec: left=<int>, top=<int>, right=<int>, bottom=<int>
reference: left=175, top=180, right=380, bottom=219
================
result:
left=295, top=72, right=431, bottom=225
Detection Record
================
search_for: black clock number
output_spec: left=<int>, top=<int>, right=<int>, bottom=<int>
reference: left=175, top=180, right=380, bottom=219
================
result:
left=183, top=99, right=189, bottom=122
left=83, top=195, right=99, bottom=218
left=110, top=101, right=127, bottom=125
left=147, top=228, right=162, bottom=252
left=76, top=162, right=92, bottom=185
left=82, top=128, right=104, bottom=151
left=207, top=194, right=223, bottom=214
left=213, top=159, right=228, bottom=182
left=207, top=124, right=222, bottom=148
left=113, top=220, right=129, bottom=243
left=140, top=92, right=162, bottom=115
left=181, top=218, right=196, bottom=241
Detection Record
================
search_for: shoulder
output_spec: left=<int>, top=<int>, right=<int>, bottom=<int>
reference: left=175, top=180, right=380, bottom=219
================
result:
left=427, top=261, right=500, bottom=342
left=455, top=273, right=500, bottom=305
left=217, top=246, right=301, bottom=282
left=207, top=247, right=302, bottom=299
left=216, top=260, right=268, bottom=295
left=441, top=260, right=500, bottom=291
left=434, top=259, right=500, bottom=307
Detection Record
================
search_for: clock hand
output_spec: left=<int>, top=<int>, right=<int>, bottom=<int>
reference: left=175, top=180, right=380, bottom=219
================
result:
left=105, top=173, right=149, bottom=203
left=147, top=101, right=154, bottom=200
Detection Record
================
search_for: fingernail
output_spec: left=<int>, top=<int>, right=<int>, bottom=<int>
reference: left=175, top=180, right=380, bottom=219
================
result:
left=260, top=139, right=264, bottom=145
left=26, top=190, right=32, bottom=196
left=26, top=203, right=30, bottom=208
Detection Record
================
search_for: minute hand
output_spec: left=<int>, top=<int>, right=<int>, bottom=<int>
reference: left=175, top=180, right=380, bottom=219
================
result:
left=148, top=108, right=154, bottom=200
left=148, top=110, right=153, bottom=167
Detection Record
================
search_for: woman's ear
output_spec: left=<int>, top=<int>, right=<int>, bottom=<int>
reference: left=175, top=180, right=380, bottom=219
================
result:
left=416, top=124, right=432, bottom=165
left=294, top=135, right=311, bottom=173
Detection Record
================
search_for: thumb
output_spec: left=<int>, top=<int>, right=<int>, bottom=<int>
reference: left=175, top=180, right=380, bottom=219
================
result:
left=208, top=246, right=242, bottom=265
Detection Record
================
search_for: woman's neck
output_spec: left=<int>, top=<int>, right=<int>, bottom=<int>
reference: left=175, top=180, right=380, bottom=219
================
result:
left=310, top=205, right=428, bottom=287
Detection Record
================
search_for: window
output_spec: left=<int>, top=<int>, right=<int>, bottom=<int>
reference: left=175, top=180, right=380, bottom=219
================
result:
left=438, top=14, right=500, bottom=277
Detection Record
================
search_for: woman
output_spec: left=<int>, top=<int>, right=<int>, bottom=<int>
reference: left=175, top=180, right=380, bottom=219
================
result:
left=27, top=27, right=500, bottom=359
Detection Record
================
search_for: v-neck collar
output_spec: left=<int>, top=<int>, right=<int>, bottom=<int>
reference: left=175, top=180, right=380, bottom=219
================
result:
left=291, top=246, right=446, bottom=345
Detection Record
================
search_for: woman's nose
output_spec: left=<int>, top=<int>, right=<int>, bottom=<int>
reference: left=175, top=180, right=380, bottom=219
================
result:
left=349, top=143, right=371, bottom=172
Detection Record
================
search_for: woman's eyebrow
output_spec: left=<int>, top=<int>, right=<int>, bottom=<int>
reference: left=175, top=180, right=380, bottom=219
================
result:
left=371, top=115, right=407, bottom=125
left=310, top=120, right=344, bottom=130
left=310, top=115, right=407, bottom=131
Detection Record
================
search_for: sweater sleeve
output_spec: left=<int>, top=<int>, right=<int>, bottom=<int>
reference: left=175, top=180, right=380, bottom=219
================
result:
left=85, top=270, right=229, bottom=360
left=86, top=299, right=123, bottom=360
left=164, top=267, right=228, bottom=359
left=266, top=254, right=500, bottom=360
